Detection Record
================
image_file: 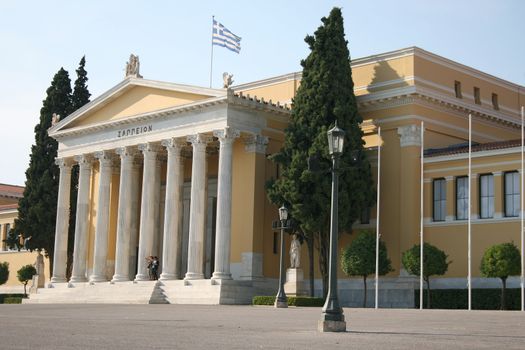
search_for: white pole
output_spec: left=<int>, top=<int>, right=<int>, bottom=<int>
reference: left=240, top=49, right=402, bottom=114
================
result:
left=468, top=114, right=472, bottom=311
left=521, top=105, right=524, bottom=312
left=209, top=16, right=215, bottom=88
left=375, top=126, right=381, bottom=310
left=420, top=121, right=424, bottom=310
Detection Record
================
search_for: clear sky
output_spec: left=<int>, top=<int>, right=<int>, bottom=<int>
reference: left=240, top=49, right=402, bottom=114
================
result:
left=0, top=0, right=523, bottom=186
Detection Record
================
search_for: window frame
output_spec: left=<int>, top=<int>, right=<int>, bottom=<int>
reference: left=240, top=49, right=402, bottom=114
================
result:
left=492, top=93, right=499, bottom=110
left=479, top=173, right=494, bottom=219
left=433, top=178, right=447, bottom=222
left=474, top=86, right=481, bottom=105
left=456, top=176, right=469, bottom=220
left=454, top=81, right=462, bottom=98
left=504, top=171, right=520, bottom=217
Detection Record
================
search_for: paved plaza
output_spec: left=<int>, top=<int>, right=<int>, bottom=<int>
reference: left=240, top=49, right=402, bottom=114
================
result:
left=0, top=304, right=524, bottom=349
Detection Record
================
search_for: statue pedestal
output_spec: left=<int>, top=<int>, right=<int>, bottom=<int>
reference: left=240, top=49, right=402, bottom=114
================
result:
left=284, top=268, right=308, bottom=296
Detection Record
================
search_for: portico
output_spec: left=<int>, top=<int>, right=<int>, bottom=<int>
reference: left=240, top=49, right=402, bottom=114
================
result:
left=46, top=77, right=288, bottom=297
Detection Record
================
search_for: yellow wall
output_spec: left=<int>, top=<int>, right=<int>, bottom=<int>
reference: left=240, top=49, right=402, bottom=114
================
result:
left=0, top=251, right=50, bottom=286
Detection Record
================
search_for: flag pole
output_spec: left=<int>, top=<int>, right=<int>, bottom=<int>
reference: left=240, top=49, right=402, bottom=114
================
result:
left=420, top=121, right=424, bottom=310
left=468, top=113, right=472, bottom=311
left=521, top=105, right=524, bottom=312
left=209, top=15, right=215, bottom=88
left=375, top=126, right=381, bottom=310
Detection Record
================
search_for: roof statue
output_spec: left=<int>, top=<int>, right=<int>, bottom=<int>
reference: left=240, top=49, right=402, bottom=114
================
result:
left=223, top=72, right=234, bottom=88
left=51, top=113, right=61, bottom=126
left=125, top=54, right=143, bottom=78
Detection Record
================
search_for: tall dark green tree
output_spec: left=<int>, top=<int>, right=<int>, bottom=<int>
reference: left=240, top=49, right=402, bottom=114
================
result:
left=267, top=8, right=375, bottom=295
left=66, top=56, right=91, bottom=278
left=13, top=68, right=73, bottom=274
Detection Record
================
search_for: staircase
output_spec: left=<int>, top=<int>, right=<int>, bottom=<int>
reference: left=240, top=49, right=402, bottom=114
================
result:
left=159, top=279, right=255, bottom=305
left=23, top=281, right=168, bottom=304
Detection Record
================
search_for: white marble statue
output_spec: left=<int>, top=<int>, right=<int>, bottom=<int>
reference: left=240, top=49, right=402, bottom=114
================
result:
left=223, top=72, right=234, bottom=88
left=51, top=113, right=60, bottom=126
left=125, top=54, right=143, bottom=78
left=289, top=234, right=301, bottom=268
left=33, top=250, right=45, bottom=288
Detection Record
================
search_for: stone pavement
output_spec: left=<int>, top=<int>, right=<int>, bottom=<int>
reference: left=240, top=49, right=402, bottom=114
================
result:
left=0, top=304, right=524, bottom=349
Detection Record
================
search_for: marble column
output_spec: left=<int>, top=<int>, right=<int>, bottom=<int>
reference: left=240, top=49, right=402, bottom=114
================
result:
left=160, top=138, right=185, bottom=280
left=185, top=134, right=209, bottom=280
left=128, top=161, right=141, bottom=280
left=111, top=147, right=136, bottom=282
left=212, top=127, right=239, bottom=280
left=89, top=151, right=113, bottom=283
left=135, top=143, right=160, bottom=281
left=51, top=158, right=73, bottom=283
left=70, top=154, right=93, bottom=283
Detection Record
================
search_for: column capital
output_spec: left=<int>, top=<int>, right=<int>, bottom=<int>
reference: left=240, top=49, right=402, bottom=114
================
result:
left=161, top=138, right=186, bottom=154
left=214, top=127, right=240, bottom=144
left=187, top=134, right=213, bottom=147
left=55, top=157, right=74, bottom=170
left=116, top=146, right=138, bottom=161
left=244, top=133, right=268, bottom=154
left=74, top=154, right=94, bottom=168
left=94, top=151, right=116, bottom=167
left=397, top=124, right=423, bottom=147
left=138, top=142, right=161, bottom=155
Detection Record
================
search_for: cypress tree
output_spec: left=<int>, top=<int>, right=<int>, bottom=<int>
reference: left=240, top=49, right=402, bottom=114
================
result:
left=267, top=8, right=375, bottom=295
left=14, top=68, right=73, bottom=273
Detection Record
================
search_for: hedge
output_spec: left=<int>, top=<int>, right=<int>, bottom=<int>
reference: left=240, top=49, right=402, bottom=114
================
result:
left=0, top=294, right=25, bottom=304
left=3, top=297, right=22, bottom=304
left=252, top=296, right=324, bottom=307
left=414, top=289, right=521, bottom=310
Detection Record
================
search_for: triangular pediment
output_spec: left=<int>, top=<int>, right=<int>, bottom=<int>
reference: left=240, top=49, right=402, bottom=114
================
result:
left=50, top=78, right=224, bottom=133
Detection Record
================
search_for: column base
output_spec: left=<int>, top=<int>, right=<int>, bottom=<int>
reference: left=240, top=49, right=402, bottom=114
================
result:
left=69, top=276, right=88, bottom=283
left=318, top=319, right=347, bottom=333
left=88, top=275, right=108, bottom=283
left=111, top=274, right=131, bottom=283
left=134, top=273, right=151, bottom=282
left=50, top=276, right=67, bottom=283
left=211, top=272, right=232, bottom=280
left=184, top=272, right=205, bottom=280
left=159, top=273, right=178, bottom=281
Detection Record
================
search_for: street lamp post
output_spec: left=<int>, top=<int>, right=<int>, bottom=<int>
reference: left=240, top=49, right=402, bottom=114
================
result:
left=275, top=205, right=289, bottom=308
left=319, top=121, right=347, bottom=332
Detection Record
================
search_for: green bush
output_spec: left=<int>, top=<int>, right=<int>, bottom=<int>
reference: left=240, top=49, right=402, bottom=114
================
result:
left=0, top=294, right=25, bottom=303
left=0, top=262, right=9, bottom=285
left=414, top=289, right=521, bottom=310
left=3, top=297, right=22, bottom=304
left=252, top=296, right=324, bottom=307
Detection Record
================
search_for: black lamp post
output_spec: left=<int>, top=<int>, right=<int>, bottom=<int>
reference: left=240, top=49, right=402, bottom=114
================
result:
left=275, top=205, right=289, bottom=308
left=319, top=121, right=347, bottom=332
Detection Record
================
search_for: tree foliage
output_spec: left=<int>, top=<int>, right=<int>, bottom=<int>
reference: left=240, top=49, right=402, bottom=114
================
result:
left=480, top=242, right=520, bottom=310
left=341, top=230, right=392, bottom=307
left=13, top=57, right=90, bottom=277
left=267, top=7, right=375, bottom=296
left=0, top=262, right=9, bottom=285
left=17, top=264, right=37, bottom=297
left=402, top=243, right=450, bottom=308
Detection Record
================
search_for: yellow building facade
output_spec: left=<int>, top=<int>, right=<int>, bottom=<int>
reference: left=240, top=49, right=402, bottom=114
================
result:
left=26, top=47, right=524, bottom=306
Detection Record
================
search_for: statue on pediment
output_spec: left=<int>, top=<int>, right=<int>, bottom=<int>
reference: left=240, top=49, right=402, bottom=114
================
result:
left=223, top=72, right=234, bottom=88
left=126, top=54, right=143, bottom=78
left=51, top=113, right=61, bottom=126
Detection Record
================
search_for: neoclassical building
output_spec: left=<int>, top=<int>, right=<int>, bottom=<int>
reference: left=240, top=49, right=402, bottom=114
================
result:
left=26, top=47, right=524, bottom=306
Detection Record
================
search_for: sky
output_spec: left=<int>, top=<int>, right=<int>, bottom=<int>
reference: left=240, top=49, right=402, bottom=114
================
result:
left=0, top=0, right=524, bottom=186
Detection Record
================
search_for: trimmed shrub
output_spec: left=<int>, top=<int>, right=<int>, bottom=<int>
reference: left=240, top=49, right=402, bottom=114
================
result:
left=0, top=294, right=25, bottom=304
left=3, top=297, right=23, bottom=304
left=414, top=289, right=521, bottom=310
left=252, top=296, right=324, bottom=307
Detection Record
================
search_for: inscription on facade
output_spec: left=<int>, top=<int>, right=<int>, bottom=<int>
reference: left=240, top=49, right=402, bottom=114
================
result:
left=117, top=125, right=153, bottom=138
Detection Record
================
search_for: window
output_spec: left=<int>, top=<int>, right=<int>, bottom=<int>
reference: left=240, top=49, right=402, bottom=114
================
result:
left=504, top=171, right=520, bottom=217
left=433, top=179, right=446, bottom=221
left=454, top=80, right=463, bottom=98
left=456, top=176, right=469, bottom=220
left=454, top=81, right=462, bottom=98
left=479, top=174, right=494, bottom=218
left=4, top=223, right=10, bottom=250
left=360, top=207, right=370, bottom=224
left=492, top=93, right=499, bottom=110
left=474, top=87, right=481, bottom=105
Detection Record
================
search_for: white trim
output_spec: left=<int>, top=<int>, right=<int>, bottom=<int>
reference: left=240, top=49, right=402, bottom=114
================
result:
left=424, top=161, right=521, bottom=174
left=425, top=215, right=523, bottom=227
left=0, top=209, right=17, bottom=215
left=425, top=147, right=523, bottom=163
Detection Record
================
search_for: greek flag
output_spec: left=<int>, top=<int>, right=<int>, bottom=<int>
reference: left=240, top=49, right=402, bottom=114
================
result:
left=212, top=19, right=241, bottom=53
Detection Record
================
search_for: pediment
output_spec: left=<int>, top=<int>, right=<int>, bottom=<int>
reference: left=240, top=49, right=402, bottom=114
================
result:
left=50, top=78, right=224, bottom=133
